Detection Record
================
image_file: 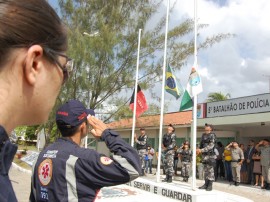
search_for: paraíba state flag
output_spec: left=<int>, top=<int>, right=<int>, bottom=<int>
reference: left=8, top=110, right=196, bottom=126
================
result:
left=186, top=66, right=202, bottom=97
left=165, top=64, right=183, bottom=99
left=180, top=89, right=193, bottom=111
left=180, top=65, right=203, bottom=111
left=129, top=85, right=148, bottom=117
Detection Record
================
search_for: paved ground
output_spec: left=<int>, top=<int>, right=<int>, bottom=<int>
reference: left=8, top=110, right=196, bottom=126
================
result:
left=9, top=164, right=270, bottom=202
left=170, top=174, right=270, bottom=202
left=10, top=164, right=32, bottom=202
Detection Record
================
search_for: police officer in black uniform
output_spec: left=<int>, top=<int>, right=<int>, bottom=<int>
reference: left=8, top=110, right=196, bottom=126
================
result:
left=30, top=100, right=141, bottom=202
left=178, top=142, right=192, bottom=182
left=134, top=128, right=148, bottom=176
left=196, top=123, right=217, bottom=191
left=162, top=124, right=176, bottom=183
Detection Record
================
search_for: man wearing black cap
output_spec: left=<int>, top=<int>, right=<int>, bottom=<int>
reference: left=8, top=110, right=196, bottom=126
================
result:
left=162, top=124, right=176, bottom=183
left=30, top=100, right=141, bottom=202
left=196, top=123, right=217, bottom=191
left=134, top=128, right=148, bottom=176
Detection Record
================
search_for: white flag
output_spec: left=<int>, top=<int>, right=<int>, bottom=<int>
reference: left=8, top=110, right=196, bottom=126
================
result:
left=186, top=65, right=202, bottom=97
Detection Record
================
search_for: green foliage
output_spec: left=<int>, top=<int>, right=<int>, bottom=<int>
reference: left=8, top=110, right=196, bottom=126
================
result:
left=206, top=92, right=231, bottom=102
left=39, top=0, right=234, bottom=136
left=49, top=122, right=61, bottom=143
left=14, top=126, right=27, bottom=137
left=25, top=125, right=39, bottom=140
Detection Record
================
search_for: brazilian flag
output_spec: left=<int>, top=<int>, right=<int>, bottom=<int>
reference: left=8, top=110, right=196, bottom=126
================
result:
left=165, top=64, right=183, bottom=99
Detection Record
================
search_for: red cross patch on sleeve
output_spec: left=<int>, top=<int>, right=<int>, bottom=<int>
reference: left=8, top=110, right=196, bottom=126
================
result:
left=100, top=156, right=113, bottom=165
left=38, top=159, right=53, bottom=186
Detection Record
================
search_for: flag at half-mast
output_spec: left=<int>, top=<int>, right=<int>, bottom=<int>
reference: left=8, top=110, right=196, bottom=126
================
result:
left=165, top=64, right=183, bottom=99
left=180, top=65, right=203, bottom=111
left=129, top=85, right=148, bottom=117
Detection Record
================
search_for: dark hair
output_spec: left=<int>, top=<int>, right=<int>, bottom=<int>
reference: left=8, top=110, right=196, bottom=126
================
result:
left=168, top=124, right=175, bottom=132
left=0, top=0, right=67, bottom=66
left=205, top=123, right=214, bottom=131
left=217, top=141, right=223, bottom=147
left=57, top=123, right=80, bottom=137
left=57, top=120, right=86, bottom=137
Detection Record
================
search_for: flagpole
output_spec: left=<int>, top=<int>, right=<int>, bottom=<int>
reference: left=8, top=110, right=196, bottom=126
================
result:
left=192, top=0, right=198, bottom=190
left=131, top=29, right=142, bottom=147
left=157, top=0, right=170, bottom=182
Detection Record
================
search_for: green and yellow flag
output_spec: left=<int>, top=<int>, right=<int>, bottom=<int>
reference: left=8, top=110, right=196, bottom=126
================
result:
left=165, top=64, right=183, bottom=99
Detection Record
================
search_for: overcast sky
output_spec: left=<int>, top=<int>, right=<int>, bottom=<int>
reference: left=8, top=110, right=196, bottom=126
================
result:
left=161, top=0, right=270, bottom=111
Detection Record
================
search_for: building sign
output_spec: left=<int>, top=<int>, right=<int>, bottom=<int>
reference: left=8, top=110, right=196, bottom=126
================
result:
left=197, top=103, right=206, bottom=119
left=206, top=93, right=270, bottom=118
left=127, top=180, right=193, bottom=202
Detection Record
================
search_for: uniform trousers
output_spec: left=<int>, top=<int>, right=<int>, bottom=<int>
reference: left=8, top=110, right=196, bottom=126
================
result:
left=181, top=162, right=191, bottom=177
left=262, top=165, right=270, bottom=183
left=202, top=154, right=215, bottom=181
left=231, top=162, right=241, bottom=183
left=164, top=150, right=175, bottom=176
left=138, top=149, right=146, bottom=169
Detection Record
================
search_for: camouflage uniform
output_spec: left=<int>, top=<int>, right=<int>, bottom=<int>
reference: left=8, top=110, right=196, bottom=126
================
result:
left=162, top=132, right=176, bottom=180
left=135, top=134, right=148, bottom=175
left=178, top=148, right=192, bottom=182
left=199, top=132, right=216, bottom=190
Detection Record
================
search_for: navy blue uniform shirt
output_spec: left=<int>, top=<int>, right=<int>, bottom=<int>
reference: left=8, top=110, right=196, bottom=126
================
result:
left=0, top=125, right=18, bottom=202
left=30, top=129, right=141, bottom=202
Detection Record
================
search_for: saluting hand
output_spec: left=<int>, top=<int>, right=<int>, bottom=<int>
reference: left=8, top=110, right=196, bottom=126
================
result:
left=87, top=115, right=108, bottom=139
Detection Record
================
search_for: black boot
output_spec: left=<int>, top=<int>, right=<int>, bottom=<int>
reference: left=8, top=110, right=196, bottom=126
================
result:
left=167, top=175, right=172, bottom=183
left=162, top=174, right=168, bottom=182
left=265, top=182, right=270, bottom=190
left=206, top=181, right=213, bottom=191
left=199, top=180, right=209, bottom=189
left=140, top=169, right=145, bottom=176
left=185, top=177, right=189, bottom=182
left=261, top=181, right=267, bottom=189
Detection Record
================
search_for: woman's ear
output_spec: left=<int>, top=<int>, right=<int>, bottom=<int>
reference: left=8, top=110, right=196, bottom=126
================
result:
left=23, top=45, right=44, bottom=85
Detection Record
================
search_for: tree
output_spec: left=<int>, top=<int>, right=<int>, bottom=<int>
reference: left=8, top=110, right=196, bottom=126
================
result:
left=43, top=0, right=233, bottom=141
left=25, top=126, right=39, bottom=140
left=58, top=0, right=232, bottom=116
left=206, top=92, right=231, bottom=102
